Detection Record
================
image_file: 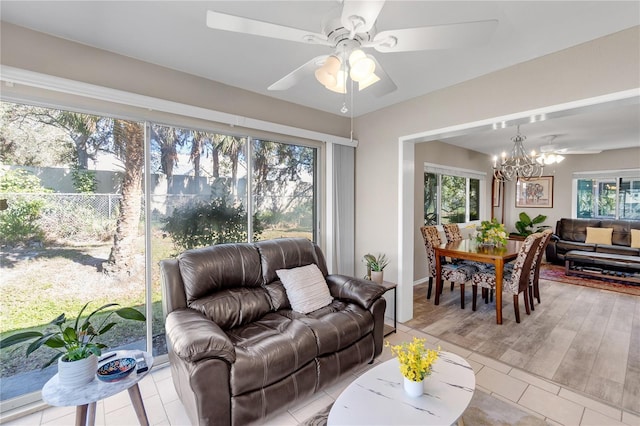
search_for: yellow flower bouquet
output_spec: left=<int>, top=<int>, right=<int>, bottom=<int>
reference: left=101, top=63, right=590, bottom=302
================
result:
left=386, top=337, right=440, bottom=382
left=476, top=218, right=508, bottom=247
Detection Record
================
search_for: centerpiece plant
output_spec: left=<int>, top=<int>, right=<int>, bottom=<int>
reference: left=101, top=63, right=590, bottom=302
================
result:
left=387, top=337, right=440, bottom=397
left=476, top=218, right=508, bottom=247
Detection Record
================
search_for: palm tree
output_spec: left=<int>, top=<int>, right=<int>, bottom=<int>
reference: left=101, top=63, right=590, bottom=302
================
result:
left=104, top=120, right=145, bottom=276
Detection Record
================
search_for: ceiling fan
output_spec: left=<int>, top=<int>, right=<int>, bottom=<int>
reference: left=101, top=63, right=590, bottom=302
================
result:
left=206, top=1, right=498, bottom=97
left=536, top=135, right=602, bottom=165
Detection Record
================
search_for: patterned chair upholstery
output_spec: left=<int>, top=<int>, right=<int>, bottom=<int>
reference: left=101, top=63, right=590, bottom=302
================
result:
left=442, top=223, right=464, bottom=242
left=420, top=226, right=478, bottom=309
left=470, top=232, right=543, bottom=323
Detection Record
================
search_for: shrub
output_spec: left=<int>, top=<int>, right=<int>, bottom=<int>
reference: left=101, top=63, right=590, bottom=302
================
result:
left=0, top=169, right=51, bottom=244
left=162, top=197, right=263, bottom=250
left=71, top=167, right=97, bottom=193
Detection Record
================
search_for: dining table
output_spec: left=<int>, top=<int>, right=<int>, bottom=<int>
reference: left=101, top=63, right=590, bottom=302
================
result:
left=434, top=238, right=523, bottom=324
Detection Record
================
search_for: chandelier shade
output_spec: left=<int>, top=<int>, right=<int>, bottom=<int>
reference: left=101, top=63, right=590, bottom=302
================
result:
left=492, top=126, right=543, bottom=181
left=314, top=55, right=341, bottom=88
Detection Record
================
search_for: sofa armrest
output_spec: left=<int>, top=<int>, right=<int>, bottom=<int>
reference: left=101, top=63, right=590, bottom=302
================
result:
left=166, top=308, right=236, bottom=364
left=325, top=274, right=386, bottom=309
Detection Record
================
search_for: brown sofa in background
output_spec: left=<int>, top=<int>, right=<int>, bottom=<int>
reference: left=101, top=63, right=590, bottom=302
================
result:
left=160, top=238, right=386, bottom=426
left=545, top=218, right=640, bottom=282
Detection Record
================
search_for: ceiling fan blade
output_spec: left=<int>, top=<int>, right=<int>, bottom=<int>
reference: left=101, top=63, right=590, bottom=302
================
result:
left=367, top=56, right=397, bottom=97
left=268, top=55, right=328, bottom=91
left=341, top=0, right=386, bottom=35
left=206, top=10, right=330, bottom=45
left=372, top=19, right=498, bottom=53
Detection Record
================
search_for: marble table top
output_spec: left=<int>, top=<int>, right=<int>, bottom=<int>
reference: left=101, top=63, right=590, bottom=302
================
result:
left=328, top=351, right=475, bottom=425
left=42, top=350, right=153, bottom=407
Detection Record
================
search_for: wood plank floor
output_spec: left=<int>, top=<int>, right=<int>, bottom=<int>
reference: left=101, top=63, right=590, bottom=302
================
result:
left=404, top=272, right=640, bottom=415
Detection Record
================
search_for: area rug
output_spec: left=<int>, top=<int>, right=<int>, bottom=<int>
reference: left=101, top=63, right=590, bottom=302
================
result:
left=539, top=263, right=640, bottom=296
left=299, top=389, right=548, bottom=426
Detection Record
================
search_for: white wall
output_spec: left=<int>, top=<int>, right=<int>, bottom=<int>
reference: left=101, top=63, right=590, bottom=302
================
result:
left=354, top=26, right=640, bottom=321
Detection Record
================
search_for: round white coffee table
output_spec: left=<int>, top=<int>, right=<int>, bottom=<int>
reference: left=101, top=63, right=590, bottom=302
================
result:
left=42, top=350, right=153, bottom=426
left=328, top=351, right=475, bottom=425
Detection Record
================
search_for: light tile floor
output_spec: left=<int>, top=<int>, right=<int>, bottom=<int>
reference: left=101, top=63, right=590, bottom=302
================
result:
left=3, top=321, right=640, bottom=426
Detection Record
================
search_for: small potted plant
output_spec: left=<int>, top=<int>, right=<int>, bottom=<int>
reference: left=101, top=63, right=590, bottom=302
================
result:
left=0, top=302, right=145, bottom=387
left=363, top=253, right=389, bottom=284
left=386, top=337, right=440, bottom=397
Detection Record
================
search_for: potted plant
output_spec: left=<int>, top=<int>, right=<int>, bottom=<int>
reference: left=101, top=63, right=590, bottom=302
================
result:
left=363, top=253, right=389, bottom=284
left=512, top=212, right=549, bottom=239
left=386, top=337, right=440, bottom=397
left=0, top=302, right=145, bottom=387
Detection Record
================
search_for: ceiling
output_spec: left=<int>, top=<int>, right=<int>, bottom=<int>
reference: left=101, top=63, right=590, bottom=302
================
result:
left=1, top=1, right=639, bottom=155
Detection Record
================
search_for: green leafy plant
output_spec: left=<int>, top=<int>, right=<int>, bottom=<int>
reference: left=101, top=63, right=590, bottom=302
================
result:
left=514, top=212, right=548, bottom=237
left=71, top=166, right=97, bottom=193
left=0, top=169, right=51, bottom=244
left=363, top=253, right=389, bottom=273
left=0, top=302, right=145, bottom=367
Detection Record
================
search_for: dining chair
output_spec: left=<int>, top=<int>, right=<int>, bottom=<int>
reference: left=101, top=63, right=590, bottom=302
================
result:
left=528, top=228, right=553, bottom=310
left=420, top=226, right=478, bottom=308
left=442, top=223, right=464, bottom=242
left=470, top=232, right=543, bottom=323
left=442, top=223, right=462, bottom=291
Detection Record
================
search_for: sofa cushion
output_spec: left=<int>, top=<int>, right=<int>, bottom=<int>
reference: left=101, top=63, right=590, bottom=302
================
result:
left=189, top=288, right=273, bottom=330
left=556, top=240, right=596, bottom=254
left=226, top=313, right=319, bottom=394
left=632, top=229, right=640, bottom=248
left=585, top=227, right=613, bottom=245
left=300, top=300, right=375, bottom=355
left=276, top=264, right=333, bottom=314
left=178, top=243, right=263, bottom=303
left=255, top=238, right=320, bottom=284
left=595, top=244, right=640, bottom=256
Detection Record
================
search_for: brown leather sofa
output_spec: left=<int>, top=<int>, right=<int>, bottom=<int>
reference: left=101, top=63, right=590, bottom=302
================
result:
left=160, top=238, right=386, bottom=426
left=545, top=218, right=640, bottom=266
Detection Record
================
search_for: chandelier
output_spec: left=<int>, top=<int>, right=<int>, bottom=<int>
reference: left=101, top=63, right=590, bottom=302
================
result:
left=492, top=126, right=543, bottom=181
left=314, top=48, right=380, bottom=94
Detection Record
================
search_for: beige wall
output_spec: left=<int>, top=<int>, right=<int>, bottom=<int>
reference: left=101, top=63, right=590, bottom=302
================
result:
left=0, top=22, right=351, bottom=138
left=354, top=26, right=639, bottom=321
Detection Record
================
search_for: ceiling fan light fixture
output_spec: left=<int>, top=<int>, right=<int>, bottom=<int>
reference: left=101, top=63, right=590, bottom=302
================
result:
left=348, top=49, right=375, bottom=82
left=315, top=55, right=341, bottom=88
left=324, top=69, right=347, bottom=94
left=358, top=72, right=380, bottom=90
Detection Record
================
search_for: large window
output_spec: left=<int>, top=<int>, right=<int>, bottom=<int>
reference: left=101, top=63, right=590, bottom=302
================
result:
left=576, top=174, right=640, bottom=219
left=424, top=164, right=483, bottom=225
left=0, top=101, right=319, bottom=408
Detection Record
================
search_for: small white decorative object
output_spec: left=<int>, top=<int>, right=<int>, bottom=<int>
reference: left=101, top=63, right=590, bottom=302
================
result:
left=57, top=354, right=97, bottom=387
left=403, top=377, right=424, bottom=397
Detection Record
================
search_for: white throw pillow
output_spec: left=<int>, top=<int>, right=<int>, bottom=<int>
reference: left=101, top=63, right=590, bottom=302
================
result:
left=276, top=264, right=333, bottom=314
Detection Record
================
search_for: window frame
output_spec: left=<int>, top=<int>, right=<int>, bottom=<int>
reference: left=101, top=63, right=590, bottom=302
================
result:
left=423, top=163, right=486, bottom=225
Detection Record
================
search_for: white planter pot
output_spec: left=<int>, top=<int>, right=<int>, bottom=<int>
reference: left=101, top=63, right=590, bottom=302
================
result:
left=370, top=270, right=384, bottom=284
left=58, top=354, right=98, bottom=387
left=403, top=377, right=424, bottom=398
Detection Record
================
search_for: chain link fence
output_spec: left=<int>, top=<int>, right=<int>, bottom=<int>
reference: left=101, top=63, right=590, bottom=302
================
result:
left=1, top=193, right=122, bottom=243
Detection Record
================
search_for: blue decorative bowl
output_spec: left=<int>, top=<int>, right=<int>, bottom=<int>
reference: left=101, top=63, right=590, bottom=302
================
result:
left=96, top=357, right=136, bottom=382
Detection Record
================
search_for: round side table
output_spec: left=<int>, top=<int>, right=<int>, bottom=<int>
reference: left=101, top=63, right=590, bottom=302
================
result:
left=42, top=350, right=153, bottom=426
